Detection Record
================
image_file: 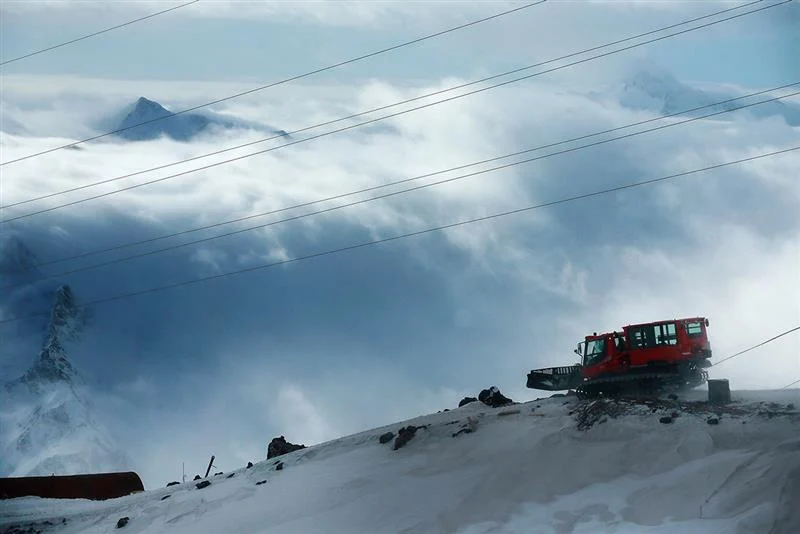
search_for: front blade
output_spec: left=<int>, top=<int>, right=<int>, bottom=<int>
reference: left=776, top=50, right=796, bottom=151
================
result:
left=526, top=365, right=583, bottom=391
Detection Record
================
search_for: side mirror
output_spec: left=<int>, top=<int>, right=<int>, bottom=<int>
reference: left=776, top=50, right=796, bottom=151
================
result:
left=705, top=318, right=710, bottom=327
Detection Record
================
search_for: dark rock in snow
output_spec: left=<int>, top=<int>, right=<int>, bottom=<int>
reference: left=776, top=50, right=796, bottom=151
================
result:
left=478, top=386, right=513, bottom=408
left=452, top=417, right=478, bottom=438
left=195, top=480, right=211, bottom=489
left=267, top=436, right=306, bottom=459
left=166, top=481, right=180, bottom=487
left=707, top=417, right=720, bottom=425
left=393, top=426, right=419, bottom=450
left=161, top=495, right=171, bottom=501
left=116, top=517, right=129, bottom=528
left=193, top=475, right=201, bottom=481
left=459, top=396, right=478, bottom=407
left=214, top=472, right=223, bottom=476
left=246, top=462, right=253, bottom=469
left=379, top=431, right=395, bottom=444
left=659, top=416, right=673, bottom=424
left=574, top=399, right=626, bottom=431
left=256, top=480, right=267, bottom=486
left=275, top=461, right=284, bottom=471
left=227, top=473, right=236, bottom=478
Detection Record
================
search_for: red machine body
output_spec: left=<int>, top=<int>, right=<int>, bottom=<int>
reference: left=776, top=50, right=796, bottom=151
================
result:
left=579, top=317, right=711, bottom=379
left=526, top=317, right=712, bottom=397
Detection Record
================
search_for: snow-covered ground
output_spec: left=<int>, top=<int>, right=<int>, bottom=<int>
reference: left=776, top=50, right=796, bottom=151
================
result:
left=1, top=388, right=798, bottom=534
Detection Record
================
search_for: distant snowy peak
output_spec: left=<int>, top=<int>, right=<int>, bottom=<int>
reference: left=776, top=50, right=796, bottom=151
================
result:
left=0, top=283, right=130, bottom=478
left=112, top=96, right=288, bottom=142
left=19, top=347, right=77, bottom=389
left=0, top=378, right=131, bottom=478
left=615, top=62, right=800, bottom=125
left=115, top=96, right=209, bottom=142
left=128, top=96, right=171, bottom=121
left=16, top=285, right=87, bottom=391
left=46, top=285, right=88, bottom=345
left=619, top=65, right=722, bottom=115
left=119, top=97, right=178, bottom=133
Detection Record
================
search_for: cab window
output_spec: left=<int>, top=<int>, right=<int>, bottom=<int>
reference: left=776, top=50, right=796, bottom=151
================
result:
left=630, top=323, right=677, bottom=348
left=686, top=321, right=703, bottom=337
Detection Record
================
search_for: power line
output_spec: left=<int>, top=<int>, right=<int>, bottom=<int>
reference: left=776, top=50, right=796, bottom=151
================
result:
left=0, top=1, right=547, bottom=165
left=712, top=326, right=800, bottom=368
left=1, top=144, right=796, bottom=326
left=14, top=85, right=798, bottom=287
left=27, top=80, right=798, bottom=272
left=0, top=0, right=200, bottom=67
left=0, top=0, right=781, bottom=217
left=781, top=378, right=800, bottom=390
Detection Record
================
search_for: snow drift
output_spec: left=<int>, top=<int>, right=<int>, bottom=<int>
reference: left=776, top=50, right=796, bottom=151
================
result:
left=1, top=388, right=798, bottom=534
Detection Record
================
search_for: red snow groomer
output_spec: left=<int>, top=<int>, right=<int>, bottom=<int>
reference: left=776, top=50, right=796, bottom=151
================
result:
left=527, top=317, right=712, bottom=398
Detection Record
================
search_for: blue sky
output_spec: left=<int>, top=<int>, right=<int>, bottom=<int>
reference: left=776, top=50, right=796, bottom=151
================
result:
left=1, top=0, right=797, bottom=86
left=1, top=0, right=799, bottom=488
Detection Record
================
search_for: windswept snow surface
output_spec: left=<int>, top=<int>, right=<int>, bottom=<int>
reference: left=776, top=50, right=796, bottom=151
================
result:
left=1, top=389, right=798, bottom=534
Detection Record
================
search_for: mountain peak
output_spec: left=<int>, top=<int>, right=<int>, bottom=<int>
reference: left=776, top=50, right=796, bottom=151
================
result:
left=48, top=285, right=85, bottom=340
left=133, top=96, right=169, bottom=114
left=18, top=285, right=87, bottom=389
left=122, top=97, right=173, bottom=126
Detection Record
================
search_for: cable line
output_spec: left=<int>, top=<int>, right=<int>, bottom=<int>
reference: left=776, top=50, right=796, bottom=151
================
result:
left=0, top=0, right=200, bottom=66
left=14, top=86, right=798, bottom=287
left=712, top=326, right=800, bottom=367
left=781, top=378, right=800, bottom=390
left=1, top=144, right=796, bottom=326
left=25, top=80, right=798, bottom=270
left=0, top=1, right=547, bottom=165
left=0, top=0, right=781, bottom=216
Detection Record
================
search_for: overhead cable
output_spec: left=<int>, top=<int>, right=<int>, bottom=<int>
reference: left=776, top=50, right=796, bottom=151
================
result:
left=712, top=325, right=800, bottom=367
left=1, top=144, right=796, bottom=326
left=12, top=85, right=798, bottom=286
left=0, top=0, right=200, bottom=66
left=0, top=1, right=547, bottom=164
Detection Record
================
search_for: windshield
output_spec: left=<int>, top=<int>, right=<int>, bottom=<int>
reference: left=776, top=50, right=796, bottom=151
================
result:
left=583, top=338, right=607, bottom=366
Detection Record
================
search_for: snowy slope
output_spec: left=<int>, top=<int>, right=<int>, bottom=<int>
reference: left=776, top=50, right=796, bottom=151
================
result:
left=1, top=388, right=798, bottom=534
